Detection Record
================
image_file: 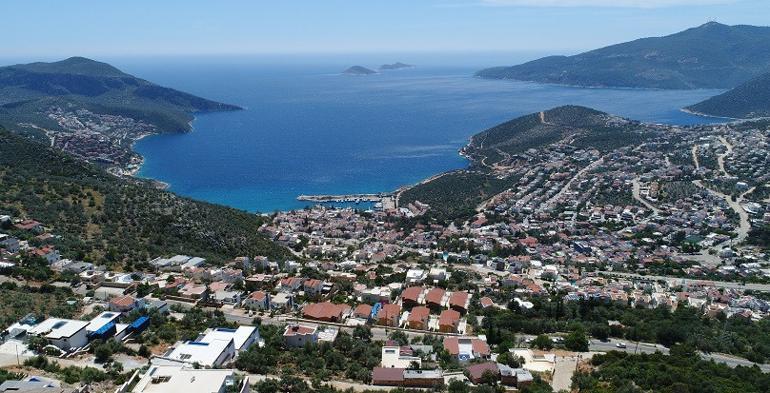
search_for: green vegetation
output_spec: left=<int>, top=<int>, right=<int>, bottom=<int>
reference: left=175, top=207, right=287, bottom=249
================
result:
left=573, top=347, right=770, bottom=393
left=687, top=71, right=770, bottom=119
left=466, top=106, right=648, bottom=168
left=0, top=57, right=240, bottom=135
left=401, top=106, right=651, bottom=221
left=477, top=22, right=770, bottom=89
left=235, top=324, right=380, bottom=383
left=0, top=128, right=290, bottom=265
left=0, top=370, right=24, bottom=385
left=23, top=355, right=113, bottom=385
left=0, top=283, right=79, bottom=326
left=132, top=307, right=234, bottom=346
left=399, top=171, right=511, bottom=220
left=476, top=297, right=770, bottom=363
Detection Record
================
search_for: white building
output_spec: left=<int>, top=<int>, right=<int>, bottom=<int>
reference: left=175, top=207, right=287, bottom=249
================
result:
left=28, top=318, right=89, bottom=351
left=86, top=311, right=121, bottom=335
left=283, top=324, right=317, bottom=348
left=198, top=326, right=260, bottom=352
left=118, top=362, right=249, bottom=393
left=380, top=345, right=421, bottom=368
left=405, top=269, right=427, bottom=284
left=165, top=338, right=236, bottom=368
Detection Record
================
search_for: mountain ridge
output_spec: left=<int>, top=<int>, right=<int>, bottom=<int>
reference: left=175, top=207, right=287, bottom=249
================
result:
left=476, top=22, right=770, bottom=90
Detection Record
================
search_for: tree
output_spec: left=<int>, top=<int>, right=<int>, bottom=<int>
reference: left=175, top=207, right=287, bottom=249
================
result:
left=564, top=329, right=589, bottom=352
left=448, top=379, right=470, bottom=393
left=590, top=324, right=610, bottom=341
left=93, top=343, right=113, bottom=363
left=496, top=351, right=522, bottom=368
left=480, top=369, right=499, bottom=386
left=530, top=335, right=553, bottom=350
left=389, top=330, right=409, bottom=346
left=28, top=336, right=49, bottom=353
left=352, top=326, right=372, bottom=341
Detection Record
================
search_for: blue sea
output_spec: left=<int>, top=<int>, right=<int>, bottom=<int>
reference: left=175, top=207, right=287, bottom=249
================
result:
left=112, top=54, right=724, bottom=213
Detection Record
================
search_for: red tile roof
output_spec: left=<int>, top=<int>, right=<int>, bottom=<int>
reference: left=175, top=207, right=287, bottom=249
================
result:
left=353, top=304, right=372, bottom=318
left=438, top=309, right=460, bottom=327
left=466, top=362, right=499, bottom=382
left=249, top=291, right=267, bottom=301
left=425, top=288, right=445, bottom=305
left=372, top=367, right=404, bottom=384
left=378, top=303, right=401, bottom=321
left=303, top=302, right=350, bottom=321
left=110, top=295, right=135, bottom=308
left=407, top=306, right=430, bottom=323
left=283, top=324, right=316, bottom=336
left=449, top=291, right=469, bottom=310
left=401, top=286, right=423, bottom=302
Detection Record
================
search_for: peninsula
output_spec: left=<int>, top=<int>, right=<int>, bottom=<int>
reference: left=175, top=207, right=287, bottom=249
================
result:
left=0, top=57, right=241, bottom=175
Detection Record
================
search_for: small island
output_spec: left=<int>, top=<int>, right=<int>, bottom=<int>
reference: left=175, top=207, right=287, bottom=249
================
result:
left=379, top=62, right=414, bottom=70
left=342, top=65, right=377, bottom=76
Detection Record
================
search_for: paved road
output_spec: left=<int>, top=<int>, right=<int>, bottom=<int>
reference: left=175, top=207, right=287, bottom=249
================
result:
left=602, top=271, right=770, bottom=292
left=591, top=338, right=770, bottom=372
left=632, top=177, right=661, bottom=214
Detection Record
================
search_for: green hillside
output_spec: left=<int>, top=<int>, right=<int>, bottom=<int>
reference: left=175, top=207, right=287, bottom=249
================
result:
left=686, top=71, right=770, bottom=119
left=0, top=57, right=240, bottom=133
left=401, top=106, right=651, bottom=220
left=465, top=105, right=645, bottom=167
left=477, top=22, right=770, bottom=89
left=0, top=128, right=290, bottom=267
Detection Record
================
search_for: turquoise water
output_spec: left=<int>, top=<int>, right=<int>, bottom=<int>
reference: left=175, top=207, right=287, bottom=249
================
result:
left=123, top=56, right=724, bottom=212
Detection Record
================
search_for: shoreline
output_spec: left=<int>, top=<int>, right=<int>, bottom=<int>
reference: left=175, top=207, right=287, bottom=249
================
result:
left=122, top=116, right=199, bottom=188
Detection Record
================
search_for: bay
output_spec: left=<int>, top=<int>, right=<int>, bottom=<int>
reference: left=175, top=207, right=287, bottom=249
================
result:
left=122, top=55, right=724, bottom=212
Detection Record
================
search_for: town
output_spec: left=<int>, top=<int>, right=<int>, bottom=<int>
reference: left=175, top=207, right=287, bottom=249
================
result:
left=1, top=115, right=770, bottom=393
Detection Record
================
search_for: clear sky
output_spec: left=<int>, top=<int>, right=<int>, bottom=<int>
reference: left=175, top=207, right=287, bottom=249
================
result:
left=2, top=0, right=769, bottom=58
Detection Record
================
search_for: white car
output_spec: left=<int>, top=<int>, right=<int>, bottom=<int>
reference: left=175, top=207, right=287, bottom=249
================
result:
left=615, top=342, right=627, bottom=349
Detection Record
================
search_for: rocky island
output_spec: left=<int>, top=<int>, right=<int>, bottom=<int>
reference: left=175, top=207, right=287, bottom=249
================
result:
left=379, top=62, right=414, bottom=70
left=342, top=65, right=378, bottom=75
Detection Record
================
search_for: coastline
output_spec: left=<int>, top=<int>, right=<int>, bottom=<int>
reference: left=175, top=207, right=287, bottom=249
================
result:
left=122, top=117, right=199, bottom=189
left=679, top=107, right=742, bottom=121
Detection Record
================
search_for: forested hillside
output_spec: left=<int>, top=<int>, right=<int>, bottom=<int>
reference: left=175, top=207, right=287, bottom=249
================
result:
left=687, top=71, right=770, bottom=119
left=0, top=128, right=290, bottom=266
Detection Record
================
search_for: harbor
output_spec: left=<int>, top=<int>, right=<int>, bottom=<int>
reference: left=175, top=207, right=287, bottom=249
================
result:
left=297, top=193, right=397, bottom=210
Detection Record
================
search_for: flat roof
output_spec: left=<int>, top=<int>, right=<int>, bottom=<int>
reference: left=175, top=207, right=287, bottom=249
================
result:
left=86, top=311, right=121, bottom=333
left=166, top=338, right=233, bottom=367
left=130, top=364, right=234, bottom=393
left=199, top=326, right=256, bottom=351
left=28, top=318, right=88, bottom=339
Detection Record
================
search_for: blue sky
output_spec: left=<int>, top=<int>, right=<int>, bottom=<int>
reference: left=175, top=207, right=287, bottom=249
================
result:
left=2, top=0, right=769, bottom=58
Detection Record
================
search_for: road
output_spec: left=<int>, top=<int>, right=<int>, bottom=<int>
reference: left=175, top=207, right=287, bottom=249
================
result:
left=601, top=271, right=770, bottom=292
left=692, top=180, right=754, bottom=244
left=631, top=177, right=661, bottom=215
left=540, top=156, right=605, bottom=213
left=691, top=144, right=700, bottom=169
left=590, top=338, right=770, bottom=372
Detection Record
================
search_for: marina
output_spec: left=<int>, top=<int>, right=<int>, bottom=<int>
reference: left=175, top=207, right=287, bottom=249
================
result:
left=297, top=193, right=397, bottom=210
